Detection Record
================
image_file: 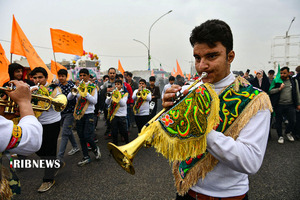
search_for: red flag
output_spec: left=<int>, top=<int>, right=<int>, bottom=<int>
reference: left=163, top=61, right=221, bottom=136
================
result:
left=50, top=28, right=83, bottom=56
left=0, top=43, right=10, bottom=86
left=118, top=60, right=125, bottom=75
left=10, top=15, right=53, bottom=82
left=176, top=60, right=184, bottom=77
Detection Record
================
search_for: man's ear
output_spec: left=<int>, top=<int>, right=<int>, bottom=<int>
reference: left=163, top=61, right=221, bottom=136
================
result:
left=227, top=50, right=235, bottom=65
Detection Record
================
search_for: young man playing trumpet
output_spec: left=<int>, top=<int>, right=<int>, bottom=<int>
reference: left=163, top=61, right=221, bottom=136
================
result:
left=67, top=68, right=101, bottom=166
left=162, top=19, right=272, bottom=200
left=31, top=67, right=63, bottom=193
left=132, top=79, right=152, bottom=132
left=105, top=79, right=129, bottom=145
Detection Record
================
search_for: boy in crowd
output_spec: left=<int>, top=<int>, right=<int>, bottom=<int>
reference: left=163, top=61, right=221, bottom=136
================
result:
left=132, top=79, right=152, bottom=132
left=57, top=69, right=80, bottom=164
left=105, top=79, right=129, bottom=145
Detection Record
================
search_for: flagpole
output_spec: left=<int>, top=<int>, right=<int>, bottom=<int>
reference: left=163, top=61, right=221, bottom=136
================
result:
left=53, top=52, right=57, bottom=81
left=10, top=53, right=12, bottom=63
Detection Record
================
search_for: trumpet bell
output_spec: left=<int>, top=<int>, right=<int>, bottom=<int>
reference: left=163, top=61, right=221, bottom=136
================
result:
left=107, top=143, right=135, bottom=175
left=71, top=88, right=78, bottom=96
left=107, top=129, right=152, bottom=175
left=51, top=94, right=67, bottom=112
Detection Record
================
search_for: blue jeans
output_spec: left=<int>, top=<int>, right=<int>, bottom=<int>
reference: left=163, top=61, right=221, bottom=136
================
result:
left=57, top=113, right=78, bottom=161
left=76, top=113, right=97, bottom=158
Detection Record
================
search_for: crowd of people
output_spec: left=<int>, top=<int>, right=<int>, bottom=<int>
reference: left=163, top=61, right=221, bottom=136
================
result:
left=1, top=19, right=300, bottom=199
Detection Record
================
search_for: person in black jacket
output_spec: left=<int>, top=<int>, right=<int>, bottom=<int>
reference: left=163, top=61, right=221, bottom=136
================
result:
left=3, top=63, right=35, bottom=87
left=250, top=70, right=270, bottom=92
left=269, top=66, right=300, bottom=144
left=294, top=65, right=300, bottom=139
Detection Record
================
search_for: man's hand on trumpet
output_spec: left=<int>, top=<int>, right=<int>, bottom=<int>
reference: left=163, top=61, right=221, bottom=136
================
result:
left=162, top=85, right=189, bottom=108
left=0, top=80, right=34, bottom=119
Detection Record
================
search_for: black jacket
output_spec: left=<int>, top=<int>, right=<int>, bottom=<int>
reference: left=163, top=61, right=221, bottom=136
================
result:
left=269, top=76, right=298, bottom=108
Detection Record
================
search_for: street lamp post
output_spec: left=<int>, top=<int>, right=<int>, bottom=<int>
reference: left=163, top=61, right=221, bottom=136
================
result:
left=133, top=10, right=172, bottom=71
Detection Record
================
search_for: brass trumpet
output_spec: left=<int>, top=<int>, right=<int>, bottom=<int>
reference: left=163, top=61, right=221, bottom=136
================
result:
left=0, top=87, right=67, bottom=113
left=71, top=80, right=84, bottom=96
left=107, top=72, right=208, bottom=175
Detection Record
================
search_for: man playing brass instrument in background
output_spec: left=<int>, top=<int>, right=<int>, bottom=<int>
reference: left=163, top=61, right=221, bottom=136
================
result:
left=163, top=19, right=272, bottom=200
left=30, top=67, right=63, bottom=193
left=132, top=79, right=152, bottom=133
left=105, top=79, right=129, bottom=145
left=68, top=68, right=101, bottom=167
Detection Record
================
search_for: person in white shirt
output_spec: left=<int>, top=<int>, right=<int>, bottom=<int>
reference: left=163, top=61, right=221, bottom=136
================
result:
left=132, top=79, right=152, bottom=132
left=0, top=80, right=42, bottom=199
left=161, top=76, right=175, bottom=98
left=30, top=67, right=63, bottom=193
left=105, top=79, right=128, bottom=145
left=68, top=69, right=101, bottom=167
left=0, top=80, right=42, bottom=154
left=163, top=19, right=272, bottom=200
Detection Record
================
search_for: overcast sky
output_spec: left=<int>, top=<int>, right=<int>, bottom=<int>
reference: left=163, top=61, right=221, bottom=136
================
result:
left=1, top=0, right=299, bottom=74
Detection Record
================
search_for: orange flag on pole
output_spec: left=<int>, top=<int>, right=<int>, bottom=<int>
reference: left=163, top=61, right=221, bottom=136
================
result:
left=0, top=43, right=10, bottom=86
left=172, top=67, right=176, bottom=76
left=10, top=15, right=53, bottom=82
left=118, top=60, right=125, bottom=75
left=176, top=60, right=184, bottom=77
left=51, top=60, right=69, bottom=80
left=151, top=69, right=154, bottom=76
left=50, top=28, right=83, bottom=56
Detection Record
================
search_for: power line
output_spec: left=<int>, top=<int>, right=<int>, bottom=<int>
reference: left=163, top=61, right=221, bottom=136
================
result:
left=0, top=39, right=53, bottom=50
left=0, top=39, right=147, bottom=58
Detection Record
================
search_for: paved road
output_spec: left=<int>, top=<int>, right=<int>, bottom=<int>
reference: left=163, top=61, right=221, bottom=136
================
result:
left=9, top=115, right=300, bottom=200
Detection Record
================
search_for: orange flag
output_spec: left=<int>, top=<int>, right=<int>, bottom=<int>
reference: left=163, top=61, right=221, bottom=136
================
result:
left=118, top=60, right=125, bottom=75
left=172, top=67, right=176, bottom=76
left=151, top=69, right=154, bottom=76
left=51, top=60, right=69, bottom=80
left=0, top=43, right=10, bottom=86
left=176, top=60, right=184, bottom=77
left=50, top=28, right=83, bottom=56
left=10, top=15, right=53, bottom=82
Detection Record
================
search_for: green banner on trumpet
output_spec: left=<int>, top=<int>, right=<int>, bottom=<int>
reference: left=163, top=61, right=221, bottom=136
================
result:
left=139, top=83, right=220, bottom=162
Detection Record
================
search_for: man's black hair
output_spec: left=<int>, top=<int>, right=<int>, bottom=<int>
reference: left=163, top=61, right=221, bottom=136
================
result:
left=149, top=76, right=156, bottom=82
left=31, top=67, right=48, bottom=78
left=79, top=68, right=89, bottom=75
left=8, top=63, right=24, bottom=80
left=169, top=76, right=175, bottom=81
left=115, top=79, right=123, bottom=85
left=268, top=69, right=275, bottom=75
left=139, top=79, right=146, bottom=84
left=281, top=66, right=289, bottom=72
left=57, top=69, right=68, bottom=77
left=190, top=19, right=233, bottom=54
left=103, top=75, right=109, bottom=80
left=108, top=67, right=116, bottom=73
left=127, top=72, right=133, bottom=78
left=118, top=74, right=123, bottom=79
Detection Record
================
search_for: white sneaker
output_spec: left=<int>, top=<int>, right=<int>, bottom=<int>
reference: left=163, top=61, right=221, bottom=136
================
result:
left=68, top=147, right=80, bottom=156
left=286, top=133, right=294, bottom=142
left=278, top=136, right=284, bottom=144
